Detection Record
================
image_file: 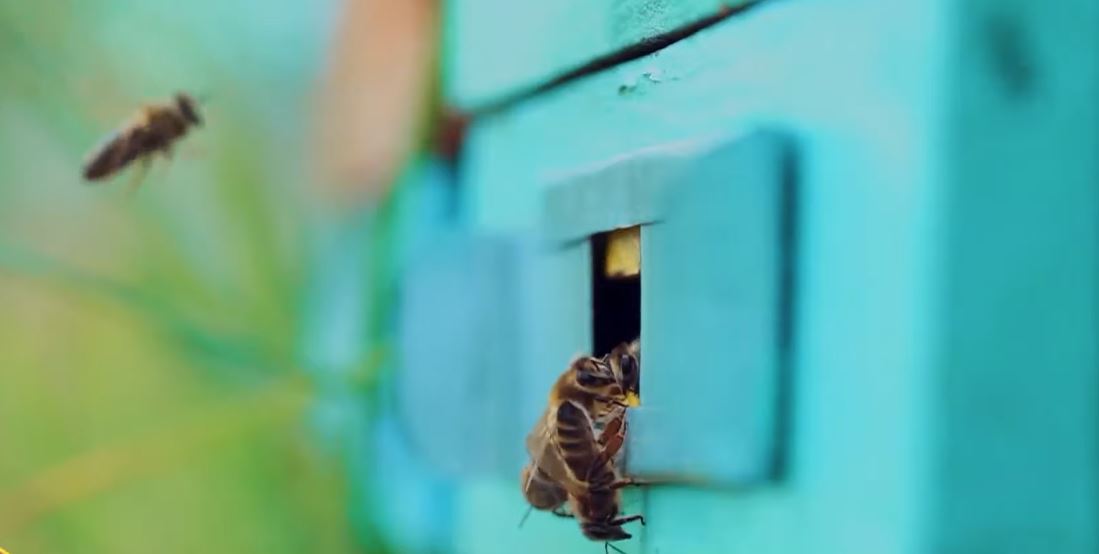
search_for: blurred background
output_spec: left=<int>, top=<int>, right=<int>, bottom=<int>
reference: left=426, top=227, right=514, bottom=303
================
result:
left=2, top=0, right=1098, bottom=553
left=0, top=0, right=380, bottom=551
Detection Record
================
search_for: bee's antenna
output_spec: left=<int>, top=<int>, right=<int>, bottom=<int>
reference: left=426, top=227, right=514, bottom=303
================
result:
left=605, top=542, right=627, bottom=554
left=194, top=92, right=213, bottom=105
left=517, top=505, right=535, bottom=528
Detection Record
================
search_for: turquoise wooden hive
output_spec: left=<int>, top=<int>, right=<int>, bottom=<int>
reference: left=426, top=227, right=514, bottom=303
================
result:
left=322, top=1, right=1099, bottom=553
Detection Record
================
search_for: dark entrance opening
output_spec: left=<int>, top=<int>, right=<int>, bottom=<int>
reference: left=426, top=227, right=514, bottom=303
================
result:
left=591, top=227, right=641, bottom=357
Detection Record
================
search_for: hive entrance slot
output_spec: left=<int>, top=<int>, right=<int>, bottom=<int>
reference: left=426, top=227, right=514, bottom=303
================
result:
left=591, top=226, right=641, bottom=357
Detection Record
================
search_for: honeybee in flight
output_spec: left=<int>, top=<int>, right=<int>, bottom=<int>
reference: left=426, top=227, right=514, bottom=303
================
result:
left=82, top=92, right=203, bottom=189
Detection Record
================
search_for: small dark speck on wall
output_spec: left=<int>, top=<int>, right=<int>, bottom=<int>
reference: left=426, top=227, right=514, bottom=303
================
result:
left=984, top=12, right=1037, bottom=99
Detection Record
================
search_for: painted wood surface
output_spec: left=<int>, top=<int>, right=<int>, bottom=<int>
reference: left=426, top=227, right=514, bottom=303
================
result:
left=454, top=1, right=947, bottom=552
left=633, top=133, right=788, bottom=485
left=444, top=0, right=734, bottom=107
left=934, top=0, right=1099, bottom=551
left=416, top=0, right=1099, bottom=552
left=537, top=131, right=791, bottom=485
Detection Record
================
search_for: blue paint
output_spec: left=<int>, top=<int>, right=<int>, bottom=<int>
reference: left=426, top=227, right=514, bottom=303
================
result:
left=397, top=233, right=522, bottom=476
left=445, top=0, right=732, bottom=106
left=335, top=0, right=1099, bottom=552
left=633, top=132, right=788, bottom=484
left=453, top=1, right=946, bottom=552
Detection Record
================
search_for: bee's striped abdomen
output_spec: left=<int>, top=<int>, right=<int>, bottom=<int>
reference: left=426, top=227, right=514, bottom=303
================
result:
left=554, top=400, right=603, bottom=485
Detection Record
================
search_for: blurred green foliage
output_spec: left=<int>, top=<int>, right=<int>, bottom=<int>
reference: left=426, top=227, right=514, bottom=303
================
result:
left=0, top=0, right=372, bottom=552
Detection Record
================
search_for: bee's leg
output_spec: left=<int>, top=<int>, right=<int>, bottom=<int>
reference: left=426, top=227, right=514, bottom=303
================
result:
left=610, top=514, right=645, bottom=527
left=608, top=477, right=648, bottom=490
left=550, top=507, right=574, bottom=519
left=599, top=415, right=624, bottom=445
left=595, top=415, right=627, bottom=466
left=155, top=145, right=179, bottom=183
left=125, top=157, right=153, bottom=197
left=593, top=441, right=623, bottom=470
left=588, top=476, right=643, bottom=494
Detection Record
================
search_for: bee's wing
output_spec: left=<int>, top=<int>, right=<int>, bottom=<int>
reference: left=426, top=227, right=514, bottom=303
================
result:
left=553, top=400, right=607, bottom=486
left=520, top=462, right=568, bottom=511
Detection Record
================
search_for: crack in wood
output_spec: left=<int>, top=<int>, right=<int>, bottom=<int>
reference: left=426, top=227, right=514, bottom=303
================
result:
left=433, top=0, right=778, bottom=166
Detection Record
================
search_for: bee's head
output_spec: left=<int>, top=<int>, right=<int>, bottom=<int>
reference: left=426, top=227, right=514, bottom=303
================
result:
left=608, top=340, right=641, bottom=407
left=175, top=92, right=202, bottom=126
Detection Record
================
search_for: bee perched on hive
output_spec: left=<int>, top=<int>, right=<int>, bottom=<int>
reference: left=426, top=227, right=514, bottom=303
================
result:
left=524, top=355, right=636, bottom=498
left=554, top=400, right=644, bottom=548
left=82, top=92, right=203, bottom=189
left=520, top=405, right=628, bottom=519
left=521, top=341, right=643, bottom=552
